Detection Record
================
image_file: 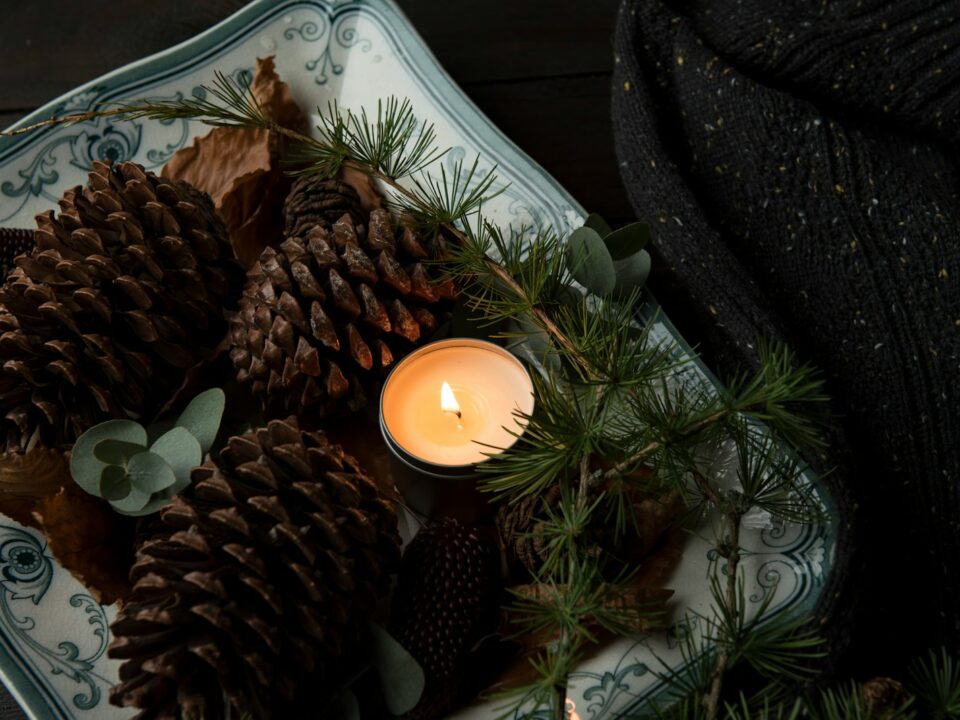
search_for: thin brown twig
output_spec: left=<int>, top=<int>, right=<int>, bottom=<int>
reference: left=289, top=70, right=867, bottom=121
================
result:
left=0, top=108, right=136, bottom=137
left=690, top=468, right=742, bottom=720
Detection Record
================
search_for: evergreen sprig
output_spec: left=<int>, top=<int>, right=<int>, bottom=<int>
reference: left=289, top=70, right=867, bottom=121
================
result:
left=3, top=73, right=845, bottom=720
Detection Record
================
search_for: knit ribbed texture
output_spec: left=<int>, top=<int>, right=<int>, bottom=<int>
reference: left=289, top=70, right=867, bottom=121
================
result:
left=612, top=0, right=960, bottom=673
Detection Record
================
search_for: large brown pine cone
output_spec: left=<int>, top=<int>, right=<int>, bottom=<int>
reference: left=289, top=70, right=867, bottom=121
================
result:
left=108, top=417, right=401, bottom=720
left=231, top=185, right=455, bottom=418
left=0, top=161, right=243, bottom=452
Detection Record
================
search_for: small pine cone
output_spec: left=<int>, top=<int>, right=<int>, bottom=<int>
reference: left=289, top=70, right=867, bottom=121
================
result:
left=861, top=677, right=910, bottom=718
left=496, top=484, right=682, bottom=577
left=231, top=205, right=455, bottom=418
left=495, top=485, right=561, bottom=576
left=0, top=229, right=35, bottom=278
left=390, top=518, right=500, bottom=720
left=0, top=161, right=244, bottom=452
left=283, top=176, right=364, bottom=239
left=108, top=418, right=401, bottom=720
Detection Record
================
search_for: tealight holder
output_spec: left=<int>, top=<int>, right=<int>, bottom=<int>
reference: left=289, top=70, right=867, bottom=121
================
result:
left=379, top=338, right=535, bottom=522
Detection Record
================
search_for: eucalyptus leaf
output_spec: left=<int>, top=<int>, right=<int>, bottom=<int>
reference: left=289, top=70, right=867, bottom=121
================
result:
left=565, top=226, right=616, bottom=296
left=603, top=221, right=650, bottom=260
left=325, top=689, right=361, bottom=720
left=70, top=420, right=148, bottom=497
left=126, top=451, right=177, bottom=494
left=99, top=465, right=131, bottom=501
left=613, top=248, right=652, bottom=295
left=150, top=426, right=202, bottom=492
left=93, top=438, right=147, bottom=466
left=582, top=212, right=612, bottom=238
left=109, top=483, right=151, bottom=514
left=369, top=623, right=425, bottom=715
left=174, top=388, right=226, bottom=455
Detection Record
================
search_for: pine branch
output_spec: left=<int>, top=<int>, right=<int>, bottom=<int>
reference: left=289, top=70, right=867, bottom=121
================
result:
left=4, top=76, right=839, bottom=719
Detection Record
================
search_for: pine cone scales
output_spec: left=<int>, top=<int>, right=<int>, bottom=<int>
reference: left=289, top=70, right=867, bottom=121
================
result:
left=390, top=519, right=500, bottom=719
left=0, top=229, right=35, bottom=278
left=0, top=161, right=243, bottom=452
left=283, top=176, right=364, bottom=239
left=109, top=418, right=401, bottom=719
left=232, top=184, right=454, bottom=417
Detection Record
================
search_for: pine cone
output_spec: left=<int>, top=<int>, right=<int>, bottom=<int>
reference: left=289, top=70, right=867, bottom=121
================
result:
left=231, top=196, right=455, bottom=418
left=283, top=176, right=364, bottom=239
left=495, top=485, right=562, bottom=576
left=496, top=485, right=682, bottom=576
left=108, top=417, right=401, bottom=720
left=0, top=229, right=35, bottom=278
left=390, top=518, right=500, bottom=720
left=861, top=677, right=910, bottom=718
left=0, top=161, right=243, bottom=453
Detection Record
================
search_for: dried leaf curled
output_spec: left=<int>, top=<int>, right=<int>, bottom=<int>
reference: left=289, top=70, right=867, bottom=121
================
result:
left=163, top=57, right=306, bottom=267
left=33, top=484, right=134, bottom=605
left=0, top=449, right=70, bottom=528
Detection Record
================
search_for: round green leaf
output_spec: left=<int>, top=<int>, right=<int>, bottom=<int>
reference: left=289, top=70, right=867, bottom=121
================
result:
left=613, top=248, right=652, bottom=295
left=603, top=222, right=650, bottom=260
left=174, top=388, right=226, bottom=455
left=565, top=226, right=615, bottom=296
left=70, top=420, right=147, bottom=497
left=369, top=622, right=425, bottom=715
left=150, top=426, right=202, bottom=494
left=109, top=483, right=151, bottom=514
left=98, top=465, right=131, bottom=502
left=325, top=689, right=360, bottom=720
left=583, top=212, right=612, bottom=238
left=93, top=439, right=148, bottom=466
left=126, top=452, right=177, bottom=495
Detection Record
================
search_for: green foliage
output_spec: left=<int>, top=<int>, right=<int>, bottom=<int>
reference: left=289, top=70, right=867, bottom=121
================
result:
left=566, top=226, right=616, bottom=295
left=69, top=389, right=225, bottom=516
left=910, top=648, right=960, bottom=719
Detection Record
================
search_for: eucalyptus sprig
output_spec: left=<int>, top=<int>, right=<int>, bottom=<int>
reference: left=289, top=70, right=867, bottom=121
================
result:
left=70, top=388, right=225, bottom=516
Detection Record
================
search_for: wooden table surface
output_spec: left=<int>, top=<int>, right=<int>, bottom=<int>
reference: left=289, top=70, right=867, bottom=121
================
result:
left=0, top=1, right=629, bottom=717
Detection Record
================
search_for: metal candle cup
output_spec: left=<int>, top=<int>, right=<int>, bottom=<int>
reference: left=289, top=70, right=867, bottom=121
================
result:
left=379, top=338, right=535, bottom=521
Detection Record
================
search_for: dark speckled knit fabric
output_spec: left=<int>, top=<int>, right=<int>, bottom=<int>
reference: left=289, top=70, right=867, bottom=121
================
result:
left=612, top=0, right=960, bottom=673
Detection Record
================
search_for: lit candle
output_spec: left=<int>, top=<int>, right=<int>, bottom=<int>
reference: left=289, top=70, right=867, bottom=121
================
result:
left=379, top=338, right=535, bottom=519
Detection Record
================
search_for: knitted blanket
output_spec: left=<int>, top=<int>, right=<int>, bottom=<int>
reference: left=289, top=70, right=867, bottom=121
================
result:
left=612, top=0, right=960, bottom=674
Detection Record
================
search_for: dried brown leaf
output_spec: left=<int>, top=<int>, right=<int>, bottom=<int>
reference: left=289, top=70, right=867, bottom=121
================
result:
left=0, top=448, right=70, bottom=528
left=163, top=57, right=306, bottom=267
left=341, top=165, right=384, bottom=213
left=33, top=484, right=134, bottom=605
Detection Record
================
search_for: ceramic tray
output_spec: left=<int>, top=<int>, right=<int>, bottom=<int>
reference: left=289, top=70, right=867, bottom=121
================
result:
left=0, top=1, right=836, bottom=718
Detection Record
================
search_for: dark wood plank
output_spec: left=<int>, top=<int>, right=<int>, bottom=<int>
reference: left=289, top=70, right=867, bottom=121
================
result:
left=462, top=74, right=633, bottom=224
left=0, top=114, right=24, bottom=133
left=0, top=1, right=250, bottom=110
left=0, top=0, right=620, bottom=111
left=396, top=0, right=619, bottom=83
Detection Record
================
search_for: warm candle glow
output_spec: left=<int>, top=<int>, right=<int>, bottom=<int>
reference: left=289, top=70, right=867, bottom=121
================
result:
left=440, top=381, right=461, bottom=418
left=381, top=339, right=535, bottom=466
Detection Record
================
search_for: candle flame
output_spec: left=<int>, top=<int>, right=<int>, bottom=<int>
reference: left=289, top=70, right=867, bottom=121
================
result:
left=440, top=381, right=461, bottom=418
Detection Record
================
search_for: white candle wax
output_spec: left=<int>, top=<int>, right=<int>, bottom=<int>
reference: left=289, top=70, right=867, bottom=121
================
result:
left=381, top=340, right=534, bottom=466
